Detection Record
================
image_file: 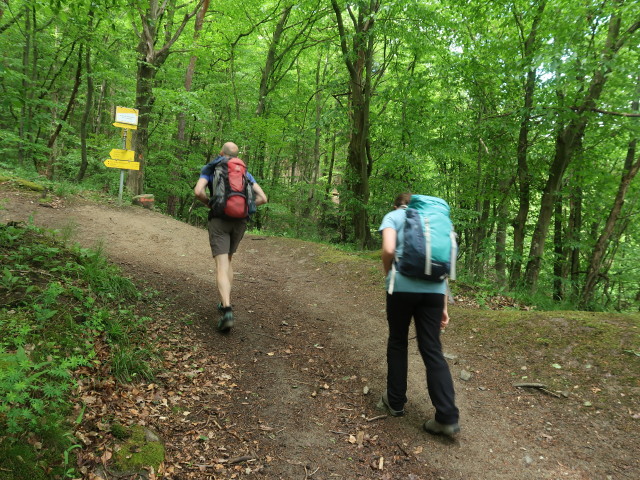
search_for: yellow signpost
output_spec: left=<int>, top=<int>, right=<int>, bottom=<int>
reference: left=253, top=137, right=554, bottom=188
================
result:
left=108, top=106, right=140, bottom=203
left=109, top=149, right=135, bottom=161
left=114, top=106, right=139, bottom=127
left=113, top=122, right=138, bottom=130
left=104, top=159, right=140, bottom=170
left=124, top=128, right=133, bottom=150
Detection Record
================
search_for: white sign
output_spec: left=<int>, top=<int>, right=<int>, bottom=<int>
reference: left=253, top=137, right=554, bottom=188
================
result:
left=115, top=106, right=139, bottom=126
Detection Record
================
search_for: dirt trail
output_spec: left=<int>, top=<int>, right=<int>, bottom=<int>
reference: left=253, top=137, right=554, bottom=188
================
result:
left=2, top=188, right=635, bottom=480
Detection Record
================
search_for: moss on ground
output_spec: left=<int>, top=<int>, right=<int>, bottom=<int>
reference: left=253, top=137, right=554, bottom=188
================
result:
left=110, top=422, right=130, bottom=440
left=112, top=425, right=165, bottom=474
left=451, top=307, right=640, bottom=412
left=0, top=443, right=47, bottom=480
left=0, top=438, right=71, bottom=480
left=14, top=179, right=46, bottom=192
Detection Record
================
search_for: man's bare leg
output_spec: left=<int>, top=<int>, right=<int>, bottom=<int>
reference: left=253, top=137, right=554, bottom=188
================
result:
left=227, top=253, right=234, bottom=304
left=215, top=253, right=232, bottom=307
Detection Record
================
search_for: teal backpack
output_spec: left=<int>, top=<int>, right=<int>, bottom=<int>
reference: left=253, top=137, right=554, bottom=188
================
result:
left=389, top=195, right=457, bottom=294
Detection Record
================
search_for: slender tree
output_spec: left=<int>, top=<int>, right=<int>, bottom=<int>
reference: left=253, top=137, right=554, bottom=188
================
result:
left=331, top=0, right=380, bottom=248
left=167, top=0, right=211, bottom=215
left=509, top=0, right=547, bottom=287
left=45, top=43, right=83, bottom=178
left=77, top=6, right=96, bottom=182
left=126, top=0, right=203, bottom=195
left=581, top=77, right=640, bottom=307
left=524, top=7, right=640, bottom=290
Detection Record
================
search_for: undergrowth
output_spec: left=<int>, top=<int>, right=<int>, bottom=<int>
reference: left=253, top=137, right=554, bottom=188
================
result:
left=0, top=222, right=155, bottom=479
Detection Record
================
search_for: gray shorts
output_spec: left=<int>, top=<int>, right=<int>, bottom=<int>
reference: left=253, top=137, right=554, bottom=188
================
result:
left=208, top=217, right=248, bottom=257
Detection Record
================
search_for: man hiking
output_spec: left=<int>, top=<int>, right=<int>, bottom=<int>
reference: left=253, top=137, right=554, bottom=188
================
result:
left=194, top=142, right=267, bottom=332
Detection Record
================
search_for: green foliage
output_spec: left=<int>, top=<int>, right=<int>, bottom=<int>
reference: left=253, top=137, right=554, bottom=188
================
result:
left=0, top=222, right=155, bottom=477
left=110, top=344, right=156, bottom=383
left=0, top=346, right=71, bottom=434
left=71, top=244, right=139, bottom=300
left=0, top=440, right=49, bottom=480
left=0, top=0, right=638, bottom=310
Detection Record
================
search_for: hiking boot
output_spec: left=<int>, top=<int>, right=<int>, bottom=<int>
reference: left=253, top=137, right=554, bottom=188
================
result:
left=217, top=306, right=234, bottom=333
left=423, top=419, right=460, bottom=437
left=376, top=390, right=405, bottom=417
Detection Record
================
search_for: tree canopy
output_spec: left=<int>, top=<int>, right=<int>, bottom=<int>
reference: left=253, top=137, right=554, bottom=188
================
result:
left=1, top=0, right=639, bottom=311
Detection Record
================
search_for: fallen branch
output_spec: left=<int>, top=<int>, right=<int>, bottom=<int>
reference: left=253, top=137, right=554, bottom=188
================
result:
left=365, top=414, right=387, bottom=422
left=514, top=383, right=562, bottom=398
left=304, top=465, right=320, bottom=479
left=226, top=455, right=256, bottom=465
left=190, top=455, right=257, bottom=468
left=212, top=419, right=246, bottom=441
left=396, top=442, right=410, bottom=457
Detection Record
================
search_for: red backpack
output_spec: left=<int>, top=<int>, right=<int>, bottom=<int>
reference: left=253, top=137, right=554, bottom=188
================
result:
left=206, top=156, right=255, bottom=219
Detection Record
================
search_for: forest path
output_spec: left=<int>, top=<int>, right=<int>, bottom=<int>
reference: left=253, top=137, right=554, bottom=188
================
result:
left=2, top=187, right=634, bottom=480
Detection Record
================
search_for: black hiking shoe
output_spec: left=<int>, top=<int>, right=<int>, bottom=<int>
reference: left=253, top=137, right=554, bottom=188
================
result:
left=376, top=390, right=405, bottom=417
left=423, top=419, right=460, bottom=437
left=217, top=306, right=234, bottom=333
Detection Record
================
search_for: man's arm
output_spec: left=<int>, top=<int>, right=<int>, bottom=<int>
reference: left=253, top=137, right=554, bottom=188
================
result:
left=381, top=227, right=396, bottom=275
left=252, top=182, right=268, bottom=206
left=194, top=177, right=210, bottom=207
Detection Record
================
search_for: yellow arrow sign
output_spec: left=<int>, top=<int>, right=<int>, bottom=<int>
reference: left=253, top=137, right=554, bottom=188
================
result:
left=110, top=149, right=135, bottom=161
left=104, top=159, right=140, bottom=170
left=113, top=121, right=138, bottom=130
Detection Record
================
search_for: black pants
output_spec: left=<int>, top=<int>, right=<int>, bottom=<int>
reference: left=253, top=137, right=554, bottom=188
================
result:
left=386, top=292, right=459, bottom=425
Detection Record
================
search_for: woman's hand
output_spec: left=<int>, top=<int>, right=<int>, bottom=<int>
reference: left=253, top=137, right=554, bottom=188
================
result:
left=440, top=309, right=450, bottom=330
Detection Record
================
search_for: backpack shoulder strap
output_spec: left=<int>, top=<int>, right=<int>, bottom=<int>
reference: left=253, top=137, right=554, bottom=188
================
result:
left=202, top=156, right=226, bottom=177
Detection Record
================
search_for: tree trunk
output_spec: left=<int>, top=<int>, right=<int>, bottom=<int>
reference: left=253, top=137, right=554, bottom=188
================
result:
left=495, top=200, right=509, bottom=284
left=251, top=4, right=318, bottom=176
left=127, top=0, right=202, bottom=196
left=552, top=194, right=564, bottom=301
left=93, top=78, right=107, bottom=134
left=524, top=12, right=631, bottom=290
left=306, top=51, right=330, bottom=211
left=325, top=131, right=337, bottom=199
left=78, top=10, right=95, bottom=183
left=256, top=6, right=291, bottom=118
left=469, top=133, right=491, bottom=277
left=128, top=54, right=155, bottom=195
left=509, top=0, right=546, bottom=287
left=45, top=44, right=83, bottom=179
left=0, top=7, right=24, bottom=34
left=567, top=181, right=582, bottom=300
left=169, top=0, right=210, bottom=215
left=18, top=4, right=32, bottom=166
left=331, top=0, right=380, bottom=249
left=580, top=110, right=640, bottom=306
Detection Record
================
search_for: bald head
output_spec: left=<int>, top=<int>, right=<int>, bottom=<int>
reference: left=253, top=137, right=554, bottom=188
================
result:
left=221, top=142, right=239, bottom=157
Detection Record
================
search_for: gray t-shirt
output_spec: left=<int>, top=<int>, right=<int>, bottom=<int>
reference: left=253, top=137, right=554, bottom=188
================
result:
left=379, top=208, right=446, bottom=294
